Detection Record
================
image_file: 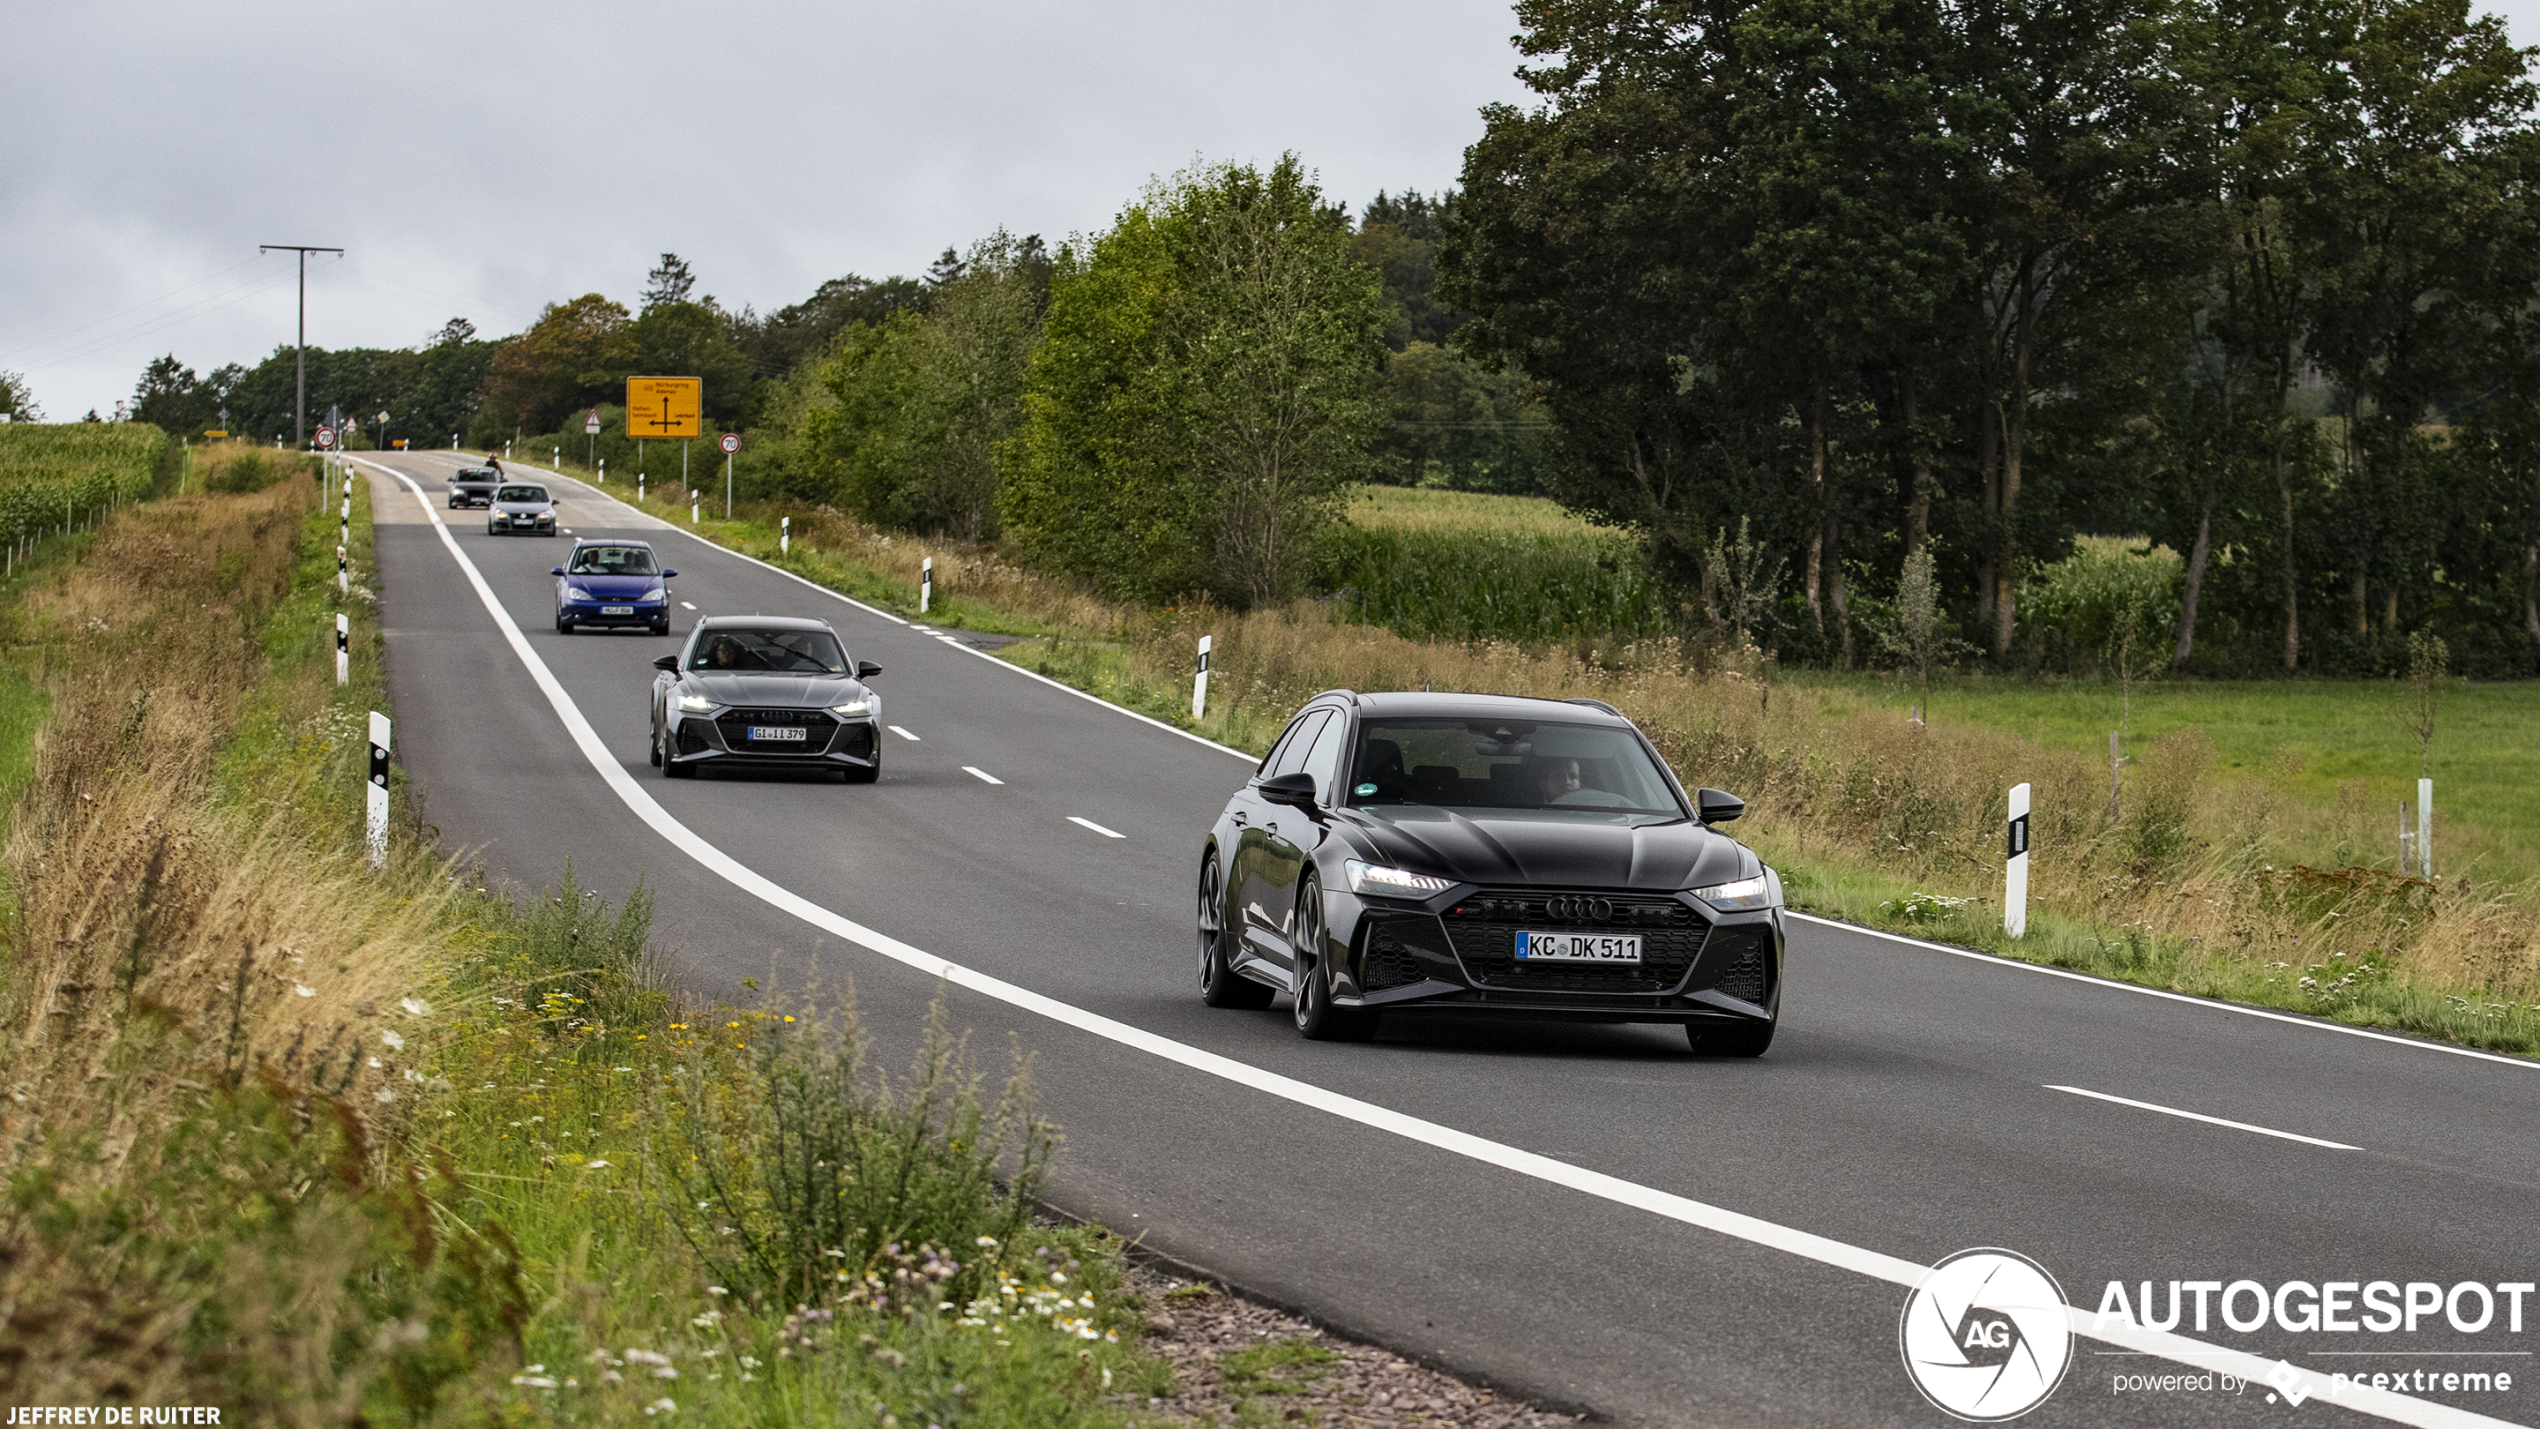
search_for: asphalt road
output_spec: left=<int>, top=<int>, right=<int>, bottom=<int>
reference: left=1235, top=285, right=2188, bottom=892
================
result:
left=356, top=452, right=2540, bottom=1428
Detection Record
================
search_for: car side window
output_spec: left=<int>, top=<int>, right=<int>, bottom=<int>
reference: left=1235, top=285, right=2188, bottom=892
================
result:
left=1262, top=711, right=1329, bottom=781
left=1298, top=713, right=1349, bottom=805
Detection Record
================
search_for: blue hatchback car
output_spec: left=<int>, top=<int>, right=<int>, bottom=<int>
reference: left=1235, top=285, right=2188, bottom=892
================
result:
left=552, top=539, right=676, bottom=635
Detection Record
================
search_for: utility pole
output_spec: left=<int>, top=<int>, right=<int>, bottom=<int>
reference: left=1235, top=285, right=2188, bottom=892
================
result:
left=259, top=244, right=343, bottom=449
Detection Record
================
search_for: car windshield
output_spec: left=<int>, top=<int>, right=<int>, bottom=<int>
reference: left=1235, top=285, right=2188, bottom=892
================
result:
left=1347, top=718, right=1686, bottom=822
left=688, top=628, right=847, bottom=674
left=456, top=469, right=495, bottom=480
left=497, top=485, right=549, bottom=503
left=568, top=545, right=657, bottom=575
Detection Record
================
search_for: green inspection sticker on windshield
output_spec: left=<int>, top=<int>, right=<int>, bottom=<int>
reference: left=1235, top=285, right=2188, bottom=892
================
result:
left=1355, top=782, right=1378, bottom=796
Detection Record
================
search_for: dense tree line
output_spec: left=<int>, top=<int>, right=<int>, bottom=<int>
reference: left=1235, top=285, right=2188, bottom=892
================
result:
left=1443, top=0, right=2540, bottom=676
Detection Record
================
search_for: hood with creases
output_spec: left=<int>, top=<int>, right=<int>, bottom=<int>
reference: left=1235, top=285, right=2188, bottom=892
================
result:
left=1335, top=807, right=1756, bottom=892
left=684, top=672, right=866, bottom=708
left=565, top=573, right=662, bottom=597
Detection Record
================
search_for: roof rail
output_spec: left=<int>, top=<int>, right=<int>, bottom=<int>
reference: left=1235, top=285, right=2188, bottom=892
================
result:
left=1564, top=697, right=1623, bottom=716
left=1307, top=688, right=1361, bottom=706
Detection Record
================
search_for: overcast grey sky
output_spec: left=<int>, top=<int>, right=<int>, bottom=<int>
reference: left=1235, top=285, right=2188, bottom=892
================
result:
left=10, top=1, right=2540, bottom=422
left=2, top=0, right=1534, bottom=419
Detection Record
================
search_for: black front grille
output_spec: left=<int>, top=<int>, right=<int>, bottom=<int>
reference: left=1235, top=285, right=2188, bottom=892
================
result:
left=717, top=708, right=837, bottom=753
left=1360, top=924, right=1426, bottom=991
left=1442, top=892, right=1703, bottom=994
left=1701, top=927, right=1773, bottom=1004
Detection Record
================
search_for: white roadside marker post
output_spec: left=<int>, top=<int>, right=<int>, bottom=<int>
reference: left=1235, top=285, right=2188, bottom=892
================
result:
left=2006, top=781, right=2032, bottom=939
left=2420, top=777, right=2434, bottom=881
left=1192, top=634, right=1212, bottom=722
left=780, top=516, right=789, bottom=556
left=690, top=498, right=699, bottom=525
left=337, top=543, right=348, bottom=594
left=366, top=711, right=391, bottom=869
left=335, top=613, right=349, bottom=686
left=638, top=473, right=645, bottom=503
left=920, top=556, right=933, bottom=615
left=598, top=458, right=606, bottom=485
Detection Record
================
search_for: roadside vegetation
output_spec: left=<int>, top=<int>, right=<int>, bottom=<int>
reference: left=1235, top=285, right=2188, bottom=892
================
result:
left=0, top=448, right=1167, bottom=1422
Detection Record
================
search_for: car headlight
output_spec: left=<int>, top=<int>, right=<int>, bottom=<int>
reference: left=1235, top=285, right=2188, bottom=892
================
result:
left=643, top=586, right=667, bottom=602
left=564, top=586, right=595, bottom=602
left=831, top=699, right=872, bottom=716
left=1345, top=860, right=1454, bottom=898
left=1692, top=875, right=1775, bottom=911
left=677, top=693, right=714, bottom=711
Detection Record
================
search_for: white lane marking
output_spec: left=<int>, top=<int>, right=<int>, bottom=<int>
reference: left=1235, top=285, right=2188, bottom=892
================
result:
left=2047, top=1085, right=2360, bottom=1150
left=680, top=601, right=696, bottom=610
left=1067, top=816, right=1125, bottom=839
left=348, top=455, right=2506, bottom=1429
left=888, top=725, right=920, bottom=742
left=962, top=765, right=1004, bottom=785
left=936, top=635, right=961, bottom=645
left=1793, top=912, right=2540, bottom=1074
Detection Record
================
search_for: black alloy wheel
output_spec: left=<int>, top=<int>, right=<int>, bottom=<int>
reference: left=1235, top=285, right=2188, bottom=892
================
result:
left=556, top=612, right=572, bottom=634
left=1290, top=880, right=1376, bottom=1041
left=662, top=721, right=695, bottom=778
left=1687, top=1020, right=1774, bottom=1057
left=1198, top=852, right=1272, bottom=1009
left=650, top=621, right=669, bottom=637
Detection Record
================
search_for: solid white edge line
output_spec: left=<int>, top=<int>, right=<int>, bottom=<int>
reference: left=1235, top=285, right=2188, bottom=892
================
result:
left=962, top=765, right=1004, bottom=785
left=1790, top=911, right=2540, bottom=1074
left=2046, top=1085, right=2361, bottom=1151
left=888, top=725, right=920, bottom=742
left=1067, top=816, right=1126, bottom=839
left=349, top=452, right=2510, bottom=1429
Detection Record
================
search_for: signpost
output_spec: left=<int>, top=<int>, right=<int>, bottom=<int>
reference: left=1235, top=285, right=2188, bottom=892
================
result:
left=585, top=407, right=602, bottom=469
left=719, top=431, right=740, bottom=518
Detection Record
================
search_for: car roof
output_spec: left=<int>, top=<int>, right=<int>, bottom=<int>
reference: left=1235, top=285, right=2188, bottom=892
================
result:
left=570, top=536, right=652, bottom=548
left=1339, top=690, right=1635, bottom=725
left=693, top=614, right=835, bottom=633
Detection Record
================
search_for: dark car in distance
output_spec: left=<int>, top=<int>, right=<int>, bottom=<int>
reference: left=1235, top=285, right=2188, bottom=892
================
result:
left=1196, top=691, right=1782, bottom=1053
left=650, top=616, right=884, bottom=782
left=449, top=465, right=502, bottom=508
left=553, top=539, right=675, bottom=635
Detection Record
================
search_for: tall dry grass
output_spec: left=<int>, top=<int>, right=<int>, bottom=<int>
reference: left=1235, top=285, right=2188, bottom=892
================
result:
left=0, top=475, right=463, bottom=1410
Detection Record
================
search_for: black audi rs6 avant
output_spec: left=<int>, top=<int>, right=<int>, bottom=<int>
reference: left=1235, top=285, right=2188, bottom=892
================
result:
left=1197, top=691, right=1783, bottom=1054
left=649, top=616, right=884, bottom=782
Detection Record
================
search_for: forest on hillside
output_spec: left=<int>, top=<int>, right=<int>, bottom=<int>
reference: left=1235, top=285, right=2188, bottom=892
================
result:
left=98, top=0, right=2540, bottom=679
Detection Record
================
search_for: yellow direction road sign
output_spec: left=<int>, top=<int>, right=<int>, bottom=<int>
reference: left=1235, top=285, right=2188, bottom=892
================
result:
left=626, top=376, right=702, bottom=438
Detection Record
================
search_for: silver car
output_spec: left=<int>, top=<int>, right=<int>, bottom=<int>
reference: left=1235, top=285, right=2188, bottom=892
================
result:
left=488, top=482, right=558, bottom=536
left=650, top=616, right=884, bottom=783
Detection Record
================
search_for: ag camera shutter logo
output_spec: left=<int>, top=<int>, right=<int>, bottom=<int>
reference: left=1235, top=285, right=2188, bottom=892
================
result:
left=1900, top=1248, right=2073, bottom=1421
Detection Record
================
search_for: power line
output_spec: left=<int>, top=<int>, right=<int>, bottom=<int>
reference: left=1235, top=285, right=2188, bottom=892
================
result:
left=0, top=254, right=275, bottom=367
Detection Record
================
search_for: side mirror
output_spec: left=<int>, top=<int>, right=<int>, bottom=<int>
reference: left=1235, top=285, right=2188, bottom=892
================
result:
left=856, top=660, right=882, bottom=679
left=549, top=566, right=566, bottom=576
left=1697, top=787, right=1746, bottom=824
left=652, top=654, right=680, bottom=672
left=1258, top=771, right=1319, bottom=809
left=661, top=569, right=678, bottom=578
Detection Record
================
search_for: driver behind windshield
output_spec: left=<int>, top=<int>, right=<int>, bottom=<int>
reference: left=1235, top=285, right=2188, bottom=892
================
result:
left=687, top=628, right=847, bottom=674
left=568, top=545, right=656, bottom=575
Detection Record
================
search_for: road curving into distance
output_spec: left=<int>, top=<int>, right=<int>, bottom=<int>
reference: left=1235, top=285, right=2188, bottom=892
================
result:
left=353, top=452, right=2540, bottom=1429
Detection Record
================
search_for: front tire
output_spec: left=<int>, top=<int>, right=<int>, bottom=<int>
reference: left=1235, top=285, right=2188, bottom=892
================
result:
left=1290, top=881, right=1376, bottom=1041
left=648, top=721, right=662, bottom=766
left=1687, top=1020, right=1774, bottom=1057
left=1199, top=851, right=1273, bottom=1009
left=662, top=721, right=695, bottom=778
left=843, top=752, right=880, bottom=784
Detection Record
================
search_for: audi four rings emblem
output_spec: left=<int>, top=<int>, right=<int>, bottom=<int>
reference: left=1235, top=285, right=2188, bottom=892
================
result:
left=1545, top=895, right=1613, bottom=922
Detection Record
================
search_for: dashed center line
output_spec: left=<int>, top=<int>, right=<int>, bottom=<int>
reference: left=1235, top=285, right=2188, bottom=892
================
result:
left=2045, top=1085, right=2361, bottom=1150
left=1067, top=816, right=1125, bottom=839
left=888, top=725, right=921, bottom=742
left=962, top=765, right=1004, bottom=785
left=680, top=601, right=696, bottom=610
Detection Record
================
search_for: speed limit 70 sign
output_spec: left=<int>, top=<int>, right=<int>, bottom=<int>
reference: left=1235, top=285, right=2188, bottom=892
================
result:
left=314, top=427, right=336, bottom=450
left=718, top=432, right=740, bottom=455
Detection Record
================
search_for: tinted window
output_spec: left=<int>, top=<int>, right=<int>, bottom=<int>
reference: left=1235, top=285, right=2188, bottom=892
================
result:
left=497, top=485, right=549, bottom=503
left=1264, top=711, right=1330, bottom=781
left=1299, top=712, right=1349, bottom=804
left=1348, top=717, right=1685, bottom=822
left=687, top=628, right=847, bottom=674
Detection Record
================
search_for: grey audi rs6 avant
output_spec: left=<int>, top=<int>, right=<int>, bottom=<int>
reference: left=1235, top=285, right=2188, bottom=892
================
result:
left=649, top=616, right=883, bottom=782
left=1196, top=691, right=1783, bottom=1053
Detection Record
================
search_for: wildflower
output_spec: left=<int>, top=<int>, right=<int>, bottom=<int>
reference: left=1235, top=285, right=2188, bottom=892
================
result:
left=380, top=1029, right=405, bottom=1050
left=625, top=1349, right=672, bottom=1367
left=738, top=1355, right=762, bottom=1369
left=294, top=984, right=316, bottom=998
left=643, top=1397, right=677, bottom=1416
left=708, top=1285, right=730, bottom=1296
left=373, top=1088, right=394, bottom=1104
left=584, top=1159, right=611, bottom=1170
left=401, top=995, right=430, bottom=1016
